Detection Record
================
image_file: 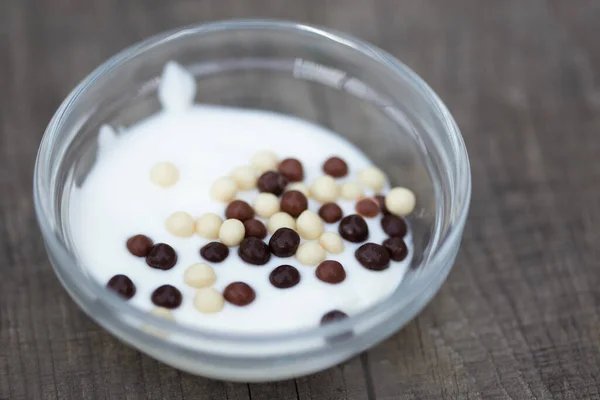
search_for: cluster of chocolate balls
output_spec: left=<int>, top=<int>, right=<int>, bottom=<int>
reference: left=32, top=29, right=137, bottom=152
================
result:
left=107, top=150, right=415, bottom=325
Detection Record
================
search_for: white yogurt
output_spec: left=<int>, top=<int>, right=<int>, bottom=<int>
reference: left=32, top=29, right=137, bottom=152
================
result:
left=68, top=63, right=411, bottom=336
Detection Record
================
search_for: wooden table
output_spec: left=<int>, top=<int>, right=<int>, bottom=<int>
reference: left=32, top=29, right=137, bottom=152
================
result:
left=2, top=0, right=600, bottom=398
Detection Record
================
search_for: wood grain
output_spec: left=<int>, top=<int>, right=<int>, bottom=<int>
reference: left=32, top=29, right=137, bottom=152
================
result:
left=2, top=0, right=600, bottom=399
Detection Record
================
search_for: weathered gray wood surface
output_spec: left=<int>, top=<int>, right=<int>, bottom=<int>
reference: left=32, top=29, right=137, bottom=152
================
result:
left=2, top=0, right=600, bottom=398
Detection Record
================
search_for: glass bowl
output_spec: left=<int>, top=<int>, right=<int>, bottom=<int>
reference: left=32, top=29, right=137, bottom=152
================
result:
left=33, top=19, right=471, bottom=381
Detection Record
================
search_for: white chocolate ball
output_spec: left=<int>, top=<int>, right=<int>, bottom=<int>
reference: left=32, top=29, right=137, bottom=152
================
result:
left=340, top=181, right=364, bottom=200
left=165, top=211, right=195, bottom=237
left=253, top=192, right=280, bottom=218
left=230, top=166, right=257, bottom=190
left=149, top=307, right=174, bottom=320
left=358, top=167, right=386, bottom=193
left=267, top=212, right=296, bottom=234
left=250, top=150, right=279, bottom=173
left=184, top=263, right=216, bottom=288
left=210, top=177, right=237, bottom=202
left=287, top=182, right=310, bottom=197
left=150, top=162, right=179, bottom=187
left=194, top=288, right=225, bottom=314
left=296, top=210, right=324, bottom=240
left=195, top=213, right=223, bottom=239
left=310, top=176, right=339, bottom=203
left=385, top=187, right=416, bottom=216
left=319, top=232, right=344, bottom=254
left=296, top=241, right=326, bottom=266
left=144, top=307, right=175, bottom=338
left=219, top=219, right=245, bottom=247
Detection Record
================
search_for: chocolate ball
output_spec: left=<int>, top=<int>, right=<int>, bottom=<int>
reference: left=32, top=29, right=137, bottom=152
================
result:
left=243, top=219, right=267, bottom=239
left=268, top=212, right=296, bottom=234
left=238, top=237, right=271, bottom=265
left=196, top=213, right=223, bottom=239
left=280, top=190, right=308, bottom=218
left=338, top=214, right=369, bottom=243
left=320, top=310, right=348, bottom=325
left=316, top=260, right=346, bottom=284
left=257, top=171, right=288, bottom=196
left=355, top=198, right=380, bottom=218
left=318, top=203, right=343, bottom=223
left=269, top=265, right=301, bottom=289
left=151, top=284, right=183, bottom=309
left=385, top=187, right=416, bottom=216
left=126, top=234, right=153, bottom=257
left=230, top=165, right=257, bottom=190
left=194, top=288, right=224, bottom=314
left=375, top=195, right=390, bottom=215
left=268, top=228, right=300, bottom=257
left=219, top=219, right=245, bottom=247
left=211, top=177, right=237, bottom=203
left=358, top=167, right=386, bottom=193
left=323, top=157, right=348, bottom=178
left=383, top=237, right=409, bottom=261
left=319, top=232, right=344, bottom=254
left=150, top=162, right=179, bottom=187
left=320, top=310, right=352, bottom=341
left=355, top=243, right=390, bottom=271
left=200, top=242, right=229, bottom=263
left=296, top=210, right=324, bottom=240
left=381, top=215, right=407, bottom=237
left=251, top=150, right=279, bottom=173
left=340, top=181, right=364, bottom=200
left=278, top=158, right=304, bottom=182
left=296, top=241, right=326, bottom=266
left=165, top=211, right=195, bottom=237
left=224, top=282, right=256, bottom=306
left=310, top=175, right=339, bottom=203
left=225, top=200, right=255, bottom=222
left=106, top=274, right=136, bottom=299
left=146, top=243, right=177, bottom=270
left=253, top=192, right=280, bottom=218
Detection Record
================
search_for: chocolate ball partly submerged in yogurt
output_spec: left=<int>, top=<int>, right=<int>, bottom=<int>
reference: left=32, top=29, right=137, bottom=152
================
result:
left=68, top=62, right=416, bottom=335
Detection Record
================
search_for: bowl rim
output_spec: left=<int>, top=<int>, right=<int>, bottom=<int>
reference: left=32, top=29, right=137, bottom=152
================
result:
left=34, top=18, right=471, bottom=345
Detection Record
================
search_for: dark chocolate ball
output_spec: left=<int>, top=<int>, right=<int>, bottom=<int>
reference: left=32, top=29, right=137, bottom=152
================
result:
left=355, top=198, right=380, bottom=218
left=225, top=200, right=254, bottom=222
left=320, top=310, right=352, bottom=341
left=224, top=282, right=256, bottom=306
left=269, top=265, right=301, bottom=289
left=146, top=243, right=177, bottom=270
left=106, top=274, right=136, bottom=299
left=278, top=158, right=304, bottom=182
left=280, top=190, right=308, bottom=218
left=381, top=215, right=407, bottom=237
left=238, top=237, right=271, bottom=265
left=316, top=260, right=346, bottom=284
left=200, top=242, right=229, bottom=263
left=323, top=156, right=348, bottom=178
left=320, top=310, right=348, bottom=325
left=318, top=203, right=343, bottom=223
left=338, top=214, right=369, bottom=242
left=355, top=243, right=390, bottom=271
left=126, top=234, right=154, bottom=257
left=268, top=228, right=300, bottom=257
left=383, top=237, right=409, bottom=261
left=151, top=284, right=183, bottom=309
left=375, top=195, right=390, bottom=215
left=257, top=171, right=288, bottom=196
left=243, top=219, right=267, bottom=239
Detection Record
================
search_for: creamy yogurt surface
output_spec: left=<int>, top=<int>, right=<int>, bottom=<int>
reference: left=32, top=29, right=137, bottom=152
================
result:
left=68, top=62, right=412, bottom=335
